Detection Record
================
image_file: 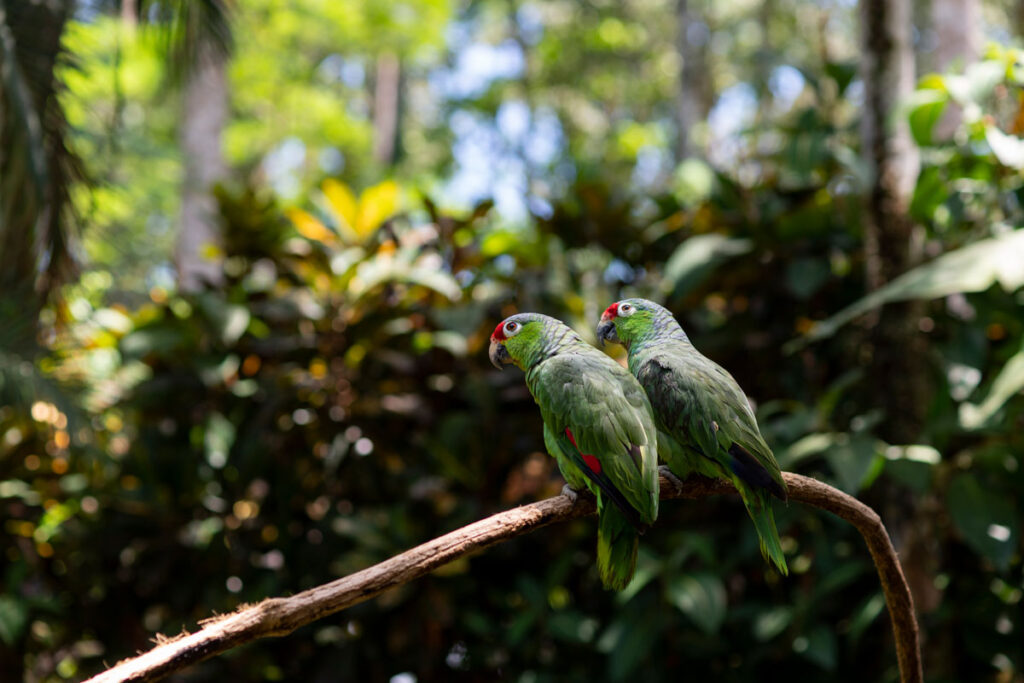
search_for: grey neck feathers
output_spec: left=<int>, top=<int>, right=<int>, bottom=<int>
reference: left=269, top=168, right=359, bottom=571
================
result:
left=526, top=323, right=584, bottom=369
left=631, top=310, right=691, bottom=352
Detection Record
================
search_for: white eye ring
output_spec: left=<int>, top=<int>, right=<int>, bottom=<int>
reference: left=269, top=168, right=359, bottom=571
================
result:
left=618, top=303, right=636, bottom=317
left=504, top=321, right=522, bottom=337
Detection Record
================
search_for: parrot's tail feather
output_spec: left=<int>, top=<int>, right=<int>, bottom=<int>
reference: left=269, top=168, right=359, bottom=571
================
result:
left=728, top=443, right=787, bottom=501
left=742, top=491, right=789, bottom=576
left=596, top=501, right=640, bottom=591
left=573, top=453, right=649, bottom=533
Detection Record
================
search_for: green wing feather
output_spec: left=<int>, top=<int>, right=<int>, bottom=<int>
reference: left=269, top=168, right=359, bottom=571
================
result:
left=528, top=350, right=660, bottom=525
left=544, top=421, right=640, bottom=590
left=636, top=347, right=788, bottom=574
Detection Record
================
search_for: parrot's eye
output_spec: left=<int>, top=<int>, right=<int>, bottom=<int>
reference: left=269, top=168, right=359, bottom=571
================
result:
left=504, top=321, right=521, bottom=337
left=618, top=303, right=636, bottom=317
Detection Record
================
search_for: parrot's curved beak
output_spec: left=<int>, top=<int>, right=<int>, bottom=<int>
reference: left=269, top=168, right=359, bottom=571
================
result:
left=489, top=338, right=511, bottom=370
left=596, top=320, right=619, bottom=347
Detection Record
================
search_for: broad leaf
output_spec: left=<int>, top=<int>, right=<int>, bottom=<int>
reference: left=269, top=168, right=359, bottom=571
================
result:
left=947, top=473, right=1018, bottom=571
left=960, top=342, right=1024, bottom=429
left=662, top=234, right=752, bottom=298
left=793, top=229, right=1024, bottom=346
left=665, top=572, right=727, bottom=635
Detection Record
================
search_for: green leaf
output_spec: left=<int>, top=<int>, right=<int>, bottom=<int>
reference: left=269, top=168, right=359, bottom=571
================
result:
left=665, top=572, right=727, bottom=635
left=959, top=342, right=1024, bottom=429
left=905, top=88, right=948, bottom=146
left=947, top=473, right=1019, bottom=571
left=672, top=158, right=716, bottom=206
left=776, top=432, right=839, bottom=470
left=848, top=593, right=886, bottom=643
left=824, top=434, right=883, bottom=493
left=752, top=606, right=793, bottom=641
left=197, top=295, right=251, bottom=345
left=0, top=595, right=27, bottom=646
left=662, top=234, right=752, bottom=298
left=791, top=229, right=1024, bottom=347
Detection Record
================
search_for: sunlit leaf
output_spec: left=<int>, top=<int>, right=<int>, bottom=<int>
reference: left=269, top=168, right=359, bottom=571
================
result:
left=959, top=342, right=1024, bottom=429
left=286, top=207, right=337, bottom=244
left=986, top=126, right=1024, bottom=169
left=196, top=295, right=251, bottom=345
left=322, top=178, right=359, bottom=241
left=662, top=234, right=752, bottom=298
left=944, top=60, right=1005, bottom=107
left=793, top=229, right=1024, bottom=347
left=905, top=88, right=947, bottom=146
left=350, top=259, right=461, bottom=301
left=672, top=158, right=716, bottom=206
left=355, top=180, right=401, bottom=237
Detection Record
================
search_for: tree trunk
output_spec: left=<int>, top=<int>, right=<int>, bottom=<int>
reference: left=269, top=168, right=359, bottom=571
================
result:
left=372, top=52, right=401, bottom=166
left=121, top=0, right=137, bottom=25
left=859, top=0, right=924, bottom=431
left=860, top=0, right=941, bottom=670
left=176, top=39, right=227, bottom=292
left=675, top=0, right=709, bottom=161
left=931, top=0, right=980, bottom=138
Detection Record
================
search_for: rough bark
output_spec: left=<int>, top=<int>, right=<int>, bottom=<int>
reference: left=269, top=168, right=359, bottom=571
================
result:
left=859, top=0, right=926, bottom=442
left=372, top=52, right=401, bottom=165
left=675, top=0, right=709, bottom=161
left=175, top=39, right=227, bottom=292
left=859, top=0, right=938, bottom=669
left=85, top=473, right=922, bottom=683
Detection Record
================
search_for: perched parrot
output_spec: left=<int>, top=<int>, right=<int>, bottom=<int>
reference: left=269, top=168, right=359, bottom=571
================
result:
left=596, top=298, right=789, bottom=575
left=489, top=312, right=660, bottom=590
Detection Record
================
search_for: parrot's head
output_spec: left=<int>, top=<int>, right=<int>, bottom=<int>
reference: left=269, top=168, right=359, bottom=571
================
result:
left=597, top=298, right=665, bottom=349
left=489, top=312, right=558, bottom=371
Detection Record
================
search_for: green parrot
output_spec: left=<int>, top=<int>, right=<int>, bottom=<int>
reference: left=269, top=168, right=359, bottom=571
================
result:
left=489, top=312, right=660, bottom=589
left=596, top=298, right=789, bottom=575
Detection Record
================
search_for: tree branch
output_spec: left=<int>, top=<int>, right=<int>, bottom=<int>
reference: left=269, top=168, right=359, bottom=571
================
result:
left=86, top=473, right=922, bottom=683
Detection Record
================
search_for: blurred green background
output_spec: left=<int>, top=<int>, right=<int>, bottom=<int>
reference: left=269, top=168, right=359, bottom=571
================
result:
left=2, top=0, right=1024, bottom=681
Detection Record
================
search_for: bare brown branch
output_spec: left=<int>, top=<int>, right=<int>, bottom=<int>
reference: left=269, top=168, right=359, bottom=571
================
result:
left=86, top=473, right=921, bottom=683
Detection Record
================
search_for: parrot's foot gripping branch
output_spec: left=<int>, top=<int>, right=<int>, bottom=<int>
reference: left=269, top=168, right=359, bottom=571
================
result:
left=561, top=484, right=580, bottom=504
left=658, top=465, right=686, bottom=494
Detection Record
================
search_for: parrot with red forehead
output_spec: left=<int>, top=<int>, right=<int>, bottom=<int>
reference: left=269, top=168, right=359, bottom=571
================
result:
left=597, top=298, right=789, bottom=574
left=489, top=312, right=659, bottom=590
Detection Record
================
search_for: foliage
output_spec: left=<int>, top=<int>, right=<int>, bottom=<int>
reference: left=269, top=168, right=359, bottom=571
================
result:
left=3, top=2, right=1024, bottom=683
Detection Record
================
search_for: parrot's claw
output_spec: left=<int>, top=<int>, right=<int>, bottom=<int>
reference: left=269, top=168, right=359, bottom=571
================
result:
left=561, top=484, right=580, bottom=504
left=659, top=465, right=686, bottom=493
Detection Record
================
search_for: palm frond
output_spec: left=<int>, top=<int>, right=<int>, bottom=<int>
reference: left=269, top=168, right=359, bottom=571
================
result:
left=139, top=0, right=233, bottom=85
left=0, top=0, right=83, bottom=307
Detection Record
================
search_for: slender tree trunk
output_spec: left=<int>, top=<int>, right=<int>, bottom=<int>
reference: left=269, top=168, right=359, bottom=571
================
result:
left=859, top=0, right=923, bottom=395
left=176, top=40, right=227, bottom=291
left=372, top=52, right=401, bottom=166
left=675, top=0, right=709, bottom=161
left=121, top=0, right=137, bottom=25
left=860, top=0, right=941, bottom=671
left=931, top=0, right=980, bottom=138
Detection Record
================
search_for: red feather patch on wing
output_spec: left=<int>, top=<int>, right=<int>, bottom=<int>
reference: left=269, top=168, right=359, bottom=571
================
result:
left=564, top=428, right=602, bottom=474
left=601, top=302, right=619, bottom=321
